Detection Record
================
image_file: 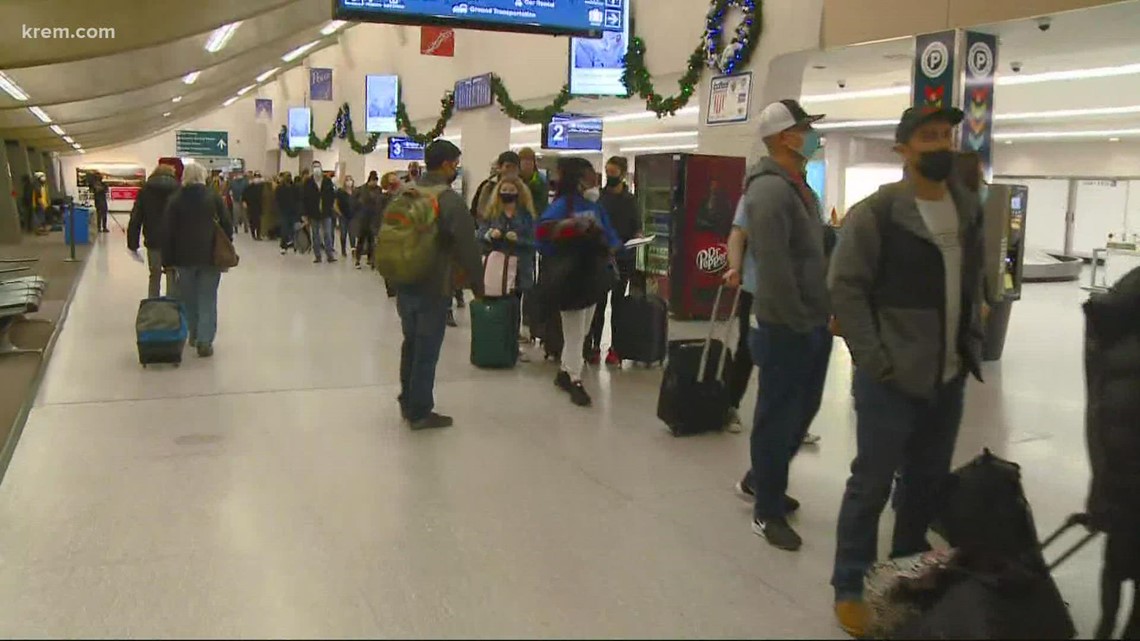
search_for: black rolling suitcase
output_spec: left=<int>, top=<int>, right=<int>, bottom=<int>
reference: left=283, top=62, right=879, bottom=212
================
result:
left=136, top=297, right=187, bottom=367
left=612, top=292, right=668, bottom=365
left=656, top=286, right=740, bottom=436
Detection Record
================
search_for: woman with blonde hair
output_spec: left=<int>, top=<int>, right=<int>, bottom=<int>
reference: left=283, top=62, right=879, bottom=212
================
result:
left=159, top=163, right=233, bottom=358
left=478, top=176, right=538, bottom=355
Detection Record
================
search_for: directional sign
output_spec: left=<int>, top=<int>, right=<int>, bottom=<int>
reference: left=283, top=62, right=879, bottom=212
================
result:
left=454, top=73, right=493, bottom=112
left=175, top=130, right=229, bottom=157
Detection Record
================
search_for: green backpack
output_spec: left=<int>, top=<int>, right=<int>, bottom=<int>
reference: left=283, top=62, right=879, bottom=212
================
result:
left=374, top=183, right=448, bottom=285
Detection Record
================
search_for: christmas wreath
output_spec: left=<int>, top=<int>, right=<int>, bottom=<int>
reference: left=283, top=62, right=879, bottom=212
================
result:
left=704, top=0, right=762, bottom=75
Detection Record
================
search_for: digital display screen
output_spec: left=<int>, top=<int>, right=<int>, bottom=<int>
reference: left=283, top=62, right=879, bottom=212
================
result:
left=334, top=0, right=606, bottom=38
left=287, top=107, right=311, bottom=149
left=365, top=75, right=399, bottom=133
left=542, top=113, right=603, bottom=151
left=569, top=0, right=629, bottom=96
left=388, top=137, right=425, bottom=161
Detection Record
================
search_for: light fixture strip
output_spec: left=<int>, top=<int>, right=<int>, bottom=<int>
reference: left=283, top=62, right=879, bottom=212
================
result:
left=205, top=21, right=242, bottom=53
left=50, top=124, right=65, bottom=136
left=183, top=71, right=201, bottom=84
left=282, top=40, right=321, bottom=63
left=237, top=84, right=257, bottom=96
left=28, top=106, right=51, bottom=123
left=256, top=67, right=281, bottom=83
left=321, top=20, right=347, bottom=36
left=0, top=71, right=29, bottom=101
left=223, top=96, right=239, bottom=107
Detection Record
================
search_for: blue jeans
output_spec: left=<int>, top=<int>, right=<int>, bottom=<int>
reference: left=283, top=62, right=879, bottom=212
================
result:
left=396, top=289, right=449, bottom=422
left=831, top=369, right=966, bottom=601
left=311, top=218, right=335, bottom=260
left=748, top=322, right=832, bottom=520
left=176, top=266, right=222, bottom=346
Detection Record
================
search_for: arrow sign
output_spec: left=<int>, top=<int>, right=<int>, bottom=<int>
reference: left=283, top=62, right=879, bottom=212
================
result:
left=176, top=130, right=229, bottom=157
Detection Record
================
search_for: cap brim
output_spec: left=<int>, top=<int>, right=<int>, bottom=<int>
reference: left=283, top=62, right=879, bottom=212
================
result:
left=919, top=107, right=964, bottom=128
left=801, top=113, right=826, bottom=125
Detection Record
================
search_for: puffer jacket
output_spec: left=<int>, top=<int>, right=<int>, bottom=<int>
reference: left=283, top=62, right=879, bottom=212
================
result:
left=1083, top=265, right=1140, bottom=533
left=128, top=173, right=179, bottom=250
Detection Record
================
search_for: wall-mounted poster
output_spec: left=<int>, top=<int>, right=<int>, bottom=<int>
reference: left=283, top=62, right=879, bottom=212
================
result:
left=365, top=74, right=399, bottom=133
left=705, top=72, right=752, bottom=125
left=255, top=98, right=273, bottom=121
left=420, top=26, right=455, bottom=57
left=75, top=164, right=146, bottom=205
left=310, top=67, right=333, bottom=101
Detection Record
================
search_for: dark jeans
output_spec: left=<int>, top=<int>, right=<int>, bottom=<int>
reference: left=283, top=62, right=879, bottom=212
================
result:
left=356, top=225, right=375, bottom=265
left=396, top=290, right=449, bottom=422
left=727, top=290, right=755, bottom=408
left=176, top=266, right=222, bottom=346
left=831, top=369, right=966, bottom=601
left=339, top=218, right=356, bottom=256
left=748, top=321, right=832, bottom=520
left=587, top=274, right=630, bottom=351
left=95, top=201, right=108, bottom=231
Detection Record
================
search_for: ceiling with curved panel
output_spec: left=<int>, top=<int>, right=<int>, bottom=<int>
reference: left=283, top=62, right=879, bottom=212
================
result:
left=0, top=0, right=343, bottom=153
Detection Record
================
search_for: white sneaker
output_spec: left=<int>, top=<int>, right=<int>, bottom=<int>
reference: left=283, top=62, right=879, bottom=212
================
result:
left=726, top=408, right=743, bottom=433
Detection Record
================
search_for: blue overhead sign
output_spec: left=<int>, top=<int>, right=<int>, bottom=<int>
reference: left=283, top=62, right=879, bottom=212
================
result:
left=454, top=73, right=493, bottom=112
left=334, top=0, right=605, bottom=38
left=175, top=130, right=229, bottom=157
left=388, top=137, right=425, bottom=161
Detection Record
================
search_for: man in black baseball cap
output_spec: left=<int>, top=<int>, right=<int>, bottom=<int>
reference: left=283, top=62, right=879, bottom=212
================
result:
left=827, top=104, right=986, bottom=638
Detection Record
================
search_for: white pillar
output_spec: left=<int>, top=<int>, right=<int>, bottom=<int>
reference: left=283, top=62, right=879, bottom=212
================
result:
left=696, top=0, right=824, bottom=164
left=454, top=108, right=511, bottom=205
left=824, top=133, right=851, bottom=221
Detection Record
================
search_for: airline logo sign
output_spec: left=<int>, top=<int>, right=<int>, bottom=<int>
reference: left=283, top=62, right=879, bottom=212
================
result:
left=420, top=26, right=455, bottom=57
left=175, top=130, right=229, bottom=157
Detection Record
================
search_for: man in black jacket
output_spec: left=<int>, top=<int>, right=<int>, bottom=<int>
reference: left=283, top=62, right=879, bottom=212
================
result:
left=86, top=171, right=110, bottom=233
left=303, top=162, right=337, bottom=263
left=586, top=155, right=642, bottom=364
left=128, top=165, right=180, bottom=297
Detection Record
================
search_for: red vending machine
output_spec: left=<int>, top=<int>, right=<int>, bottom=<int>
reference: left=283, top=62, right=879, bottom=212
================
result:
left=634, top=153, right=746, bottom=320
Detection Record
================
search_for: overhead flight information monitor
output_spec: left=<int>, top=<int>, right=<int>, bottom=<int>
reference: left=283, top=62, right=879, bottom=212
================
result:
left=334, top=1, right=606, bottom=38
left=388, top=137, right=425, bottom=161
left=569, top=0, right=629, bottom=96
left=542, top=113, right=603, bottom=151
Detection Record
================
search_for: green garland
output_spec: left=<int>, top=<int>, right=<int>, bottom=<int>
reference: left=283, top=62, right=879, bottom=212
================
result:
left=278, top=0, right=763, bottom=153
left=396, top=92, right=456, bottom=145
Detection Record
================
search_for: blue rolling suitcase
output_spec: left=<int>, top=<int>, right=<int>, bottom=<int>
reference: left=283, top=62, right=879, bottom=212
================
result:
left=136, top=297, right=187, bottom=367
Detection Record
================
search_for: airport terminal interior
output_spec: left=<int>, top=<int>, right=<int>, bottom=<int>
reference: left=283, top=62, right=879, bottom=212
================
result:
left=0, top=0, right=1139, bottom=637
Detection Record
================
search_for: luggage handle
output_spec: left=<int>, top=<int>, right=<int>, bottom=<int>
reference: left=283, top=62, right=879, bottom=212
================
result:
left=1040, top=512, right=1100, bottom=572
left=697, top=284, right=743, bottom=383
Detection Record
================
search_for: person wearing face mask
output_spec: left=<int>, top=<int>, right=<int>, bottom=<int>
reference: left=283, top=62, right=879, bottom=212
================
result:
left=536, top=157, right=622, bottom=407
left=724, top=99, right=832, bottom=554
left=354, top=171, right=383, bottom=269
left=472, top=151, right=521, bottom=220
left=336, top=176, right=357, bottom=259
left=303, top=162, right=338, bottom=263
left=827, top=106, right=987, bottom=638
left=478, top=177, right=538, bottom=360
left=585, top=155, right=642, bottom=365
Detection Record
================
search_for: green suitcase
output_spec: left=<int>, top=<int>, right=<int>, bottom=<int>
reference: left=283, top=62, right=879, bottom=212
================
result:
left=470, top=296, right=519, bottom=369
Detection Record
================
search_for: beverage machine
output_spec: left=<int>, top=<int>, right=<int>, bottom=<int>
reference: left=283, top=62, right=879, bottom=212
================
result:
left=634, top=153, right=746, bottom=320
left=981, top=183, right=1029, bottom=361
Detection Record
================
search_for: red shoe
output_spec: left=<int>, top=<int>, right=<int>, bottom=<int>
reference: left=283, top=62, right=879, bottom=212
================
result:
left=584, top=347, right=601, bottom=365
left=605, top=349, right=621, bottom=366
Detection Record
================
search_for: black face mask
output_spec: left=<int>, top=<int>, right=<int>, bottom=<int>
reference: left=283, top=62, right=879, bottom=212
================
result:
left=916, top=150, right=955, bottom=182
left=605, top=176, right=622, bottom=190
left=499, top=193, right=519, bottom=204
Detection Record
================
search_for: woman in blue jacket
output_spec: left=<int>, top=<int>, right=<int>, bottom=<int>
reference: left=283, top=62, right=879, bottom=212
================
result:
left=536, top=157, right=622, bottom=407
left=478, top=177, right=538, bottom=359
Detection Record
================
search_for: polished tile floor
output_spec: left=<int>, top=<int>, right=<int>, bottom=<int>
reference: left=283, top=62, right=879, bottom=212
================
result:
left=0, top=231, right=1107, bottom=638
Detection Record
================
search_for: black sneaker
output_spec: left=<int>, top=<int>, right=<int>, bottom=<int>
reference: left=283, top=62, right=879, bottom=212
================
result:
left=196, top=343, right=214, bottom=358
left=568, top=381, right=592, bottom=407
left=445, top=311, right=458, bottom=327
left=314, top=257, right=322, bottom=264
left=554, top=370, right=573, bottom=392
left=734, top=479, right=801, bottom=514
left=753, top=517, right=802, bottom=551
left=410, top=412, right=453, bottom=431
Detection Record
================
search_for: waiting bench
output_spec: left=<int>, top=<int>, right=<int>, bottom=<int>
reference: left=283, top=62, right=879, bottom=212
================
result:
left=0, top=259, right=47, bottom=357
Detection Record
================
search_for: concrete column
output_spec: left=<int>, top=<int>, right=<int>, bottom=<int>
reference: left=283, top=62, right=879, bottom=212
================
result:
left=697, top=0, right=824, bottom=164
left=43, top=152, right=60, bottom=200
left=0, top=143, right=21, bottom=244
left=823, top=133, right=851, bottom=220
left=5, top=142, right=31, bottom=229
left=454, top=108, right=511, bottom=206
left=27, top=148, right=44, bottom=176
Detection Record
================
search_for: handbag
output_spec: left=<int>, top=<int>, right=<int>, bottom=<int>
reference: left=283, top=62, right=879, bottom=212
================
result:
left=211, top=198, right=239, bottom=270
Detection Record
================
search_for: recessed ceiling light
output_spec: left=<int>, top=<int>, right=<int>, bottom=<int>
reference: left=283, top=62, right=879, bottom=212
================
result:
left=163, top=112, right=171, bottom=117
left=77, top=149, right=86, bottom=154
left=321, top=20, right=347, bottom=36
left=28, top=106, right=51, bottom=123
left=49, top=124, right=65, bottom=136
left=62, top=136, right=74, bottom=144
left=282, top=40, right=321, bottom=63
left=172, top=96, right=183, bottom=103
left=1109, top=137, right=1121, bottom=142
left=183, top=71, right=201, bottom=84
left=205, top=21, right=242, bottom=53
left=1005, top=140, right=1013, bottom=145
left=256, top=67, right=280, bottom=83
left=620, top=143, right=700, bottom=153
left=236, top=84, right=257, bottom=96
left=0, top=71, right=29, bottom=101
left=223, top=96, right=239, bottom=107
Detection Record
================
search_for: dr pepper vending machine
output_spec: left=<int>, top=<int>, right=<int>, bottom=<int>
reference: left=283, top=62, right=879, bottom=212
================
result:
left=634, top=153, right=746, bottom=320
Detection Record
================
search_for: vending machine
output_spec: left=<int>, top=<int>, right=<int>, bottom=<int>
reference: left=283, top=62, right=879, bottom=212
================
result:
left=634, top=153, right=747, bottom=320
left=981, top=183, right=1030, bottom=361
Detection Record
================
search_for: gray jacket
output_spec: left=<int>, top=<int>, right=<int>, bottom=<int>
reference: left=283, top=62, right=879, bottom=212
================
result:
left=828, top=180, right=986, bottom=400
left=402, top=171, right=485, bottom=299
left=743, top=158, right=830, bottom=332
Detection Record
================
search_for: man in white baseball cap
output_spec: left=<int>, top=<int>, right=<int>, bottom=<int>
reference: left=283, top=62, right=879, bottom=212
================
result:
left=723, top=98, right=833, bottom=553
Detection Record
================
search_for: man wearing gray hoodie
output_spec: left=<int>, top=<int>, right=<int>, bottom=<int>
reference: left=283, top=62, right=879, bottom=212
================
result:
left=723, top=100, right=833, bottom=552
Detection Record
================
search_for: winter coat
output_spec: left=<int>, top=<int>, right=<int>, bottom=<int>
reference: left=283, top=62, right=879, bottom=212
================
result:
left=160, top=184, right=233, bottom=269
left=127, top=173, right=179, bottom=250
left=477, top=208, right=537, bottom=290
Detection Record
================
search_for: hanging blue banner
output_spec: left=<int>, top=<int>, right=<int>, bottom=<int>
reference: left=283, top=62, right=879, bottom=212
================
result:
left=912, top=31, right=957, bottom=110
left=962, top=31, right=998, bottom=178
left=310, top=67, right=334, bottom=102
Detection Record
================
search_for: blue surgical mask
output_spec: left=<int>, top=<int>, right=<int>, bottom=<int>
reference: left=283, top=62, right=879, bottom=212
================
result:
left=798, top=130, right=822, bottom=159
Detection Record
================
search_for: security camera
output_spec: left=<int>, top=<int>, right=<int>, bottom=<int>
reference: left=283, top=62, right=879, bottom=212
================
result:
left=837, top=79, right=847, bottom=89
left=1037, top=16, right=1052, bottom=32
left=1010, top=61, right=1023, bottom=73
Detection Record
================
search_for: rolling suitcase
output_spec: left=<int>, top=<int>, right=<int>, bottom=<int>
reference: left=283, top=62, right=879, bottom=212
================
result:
left=136, top=297, right=187, bottom=367
left=656, top=286, right=740, bottom=436
left=470, top=253, right=519, bottom=369
left=611, top=292, right=668, bottom=365
left=294, top=222, right=312, bottom=254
